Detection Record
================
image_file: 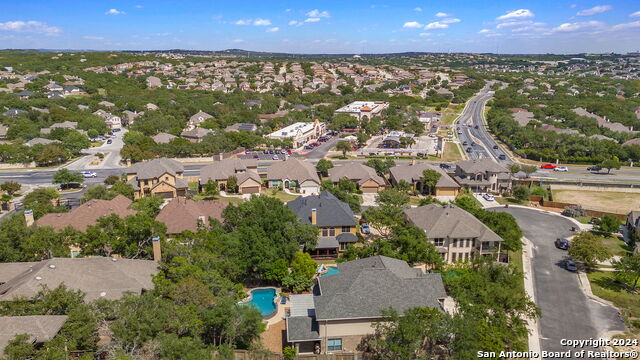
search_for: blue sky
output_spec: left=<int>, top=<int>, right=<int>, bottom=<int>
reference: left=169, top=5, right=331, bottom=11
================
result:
left=0, top=1, right=639, bottom=54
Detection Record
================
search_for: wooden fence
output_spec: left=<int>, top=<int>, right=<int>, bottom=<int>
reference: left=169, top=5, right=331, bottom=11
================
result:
left=527, top=195, right=627, bottom=221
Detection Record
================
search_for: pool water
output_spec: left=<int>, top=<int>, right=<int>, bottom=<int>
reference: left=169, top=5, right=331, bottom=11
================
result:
left=248, top=288, right=277, bottom=316
left=322, top=267, right=340, bottom=276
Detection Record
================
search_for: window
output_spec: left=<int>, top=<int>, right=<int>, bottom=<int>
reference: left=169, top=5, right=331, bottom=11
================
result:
left=144, top=180, right=148, bottom=186
left=452, top=239, right=457, bottom=247
left=327, top=338, right=342, bottom=351
left=466, top=239, right=471, bottom=247
left=329, top=227, right=335, bottom=237
left=434, top=238, right=444, bottom=247
left=322, top=228, right=328, bottom=237
left=451, top=253, right=457, bottom=262
left=341, top=226, right=350, bottom=233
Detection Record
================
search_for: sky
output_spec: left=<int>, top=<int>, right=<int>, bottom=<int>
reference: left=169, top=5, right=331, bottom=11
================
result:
left=0, top=1, right=639, bottom=54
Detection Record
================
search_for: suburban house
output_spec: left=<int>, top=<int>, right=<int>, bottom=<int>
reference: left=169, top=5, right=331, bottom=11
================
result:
left=40, top=121, right=78, bottom=135
left=327, top=162, right=385, bottom=193
left=187, top=110, right=213, bottom=130
left=404, top=204, right=504, bottom=263
left=0, top=316, right=68, bottom=356
left=286, top=256, right=447, bottom=354
left=199, top=158, right=262, bottom=194
left=152, top=132, right=177, bottom=144
left=453, top=159, right=512, bottom=193
left=180, top=127, right=213, bottom=143
left=24, top=138, right=61, bottom=147
left=389, top=161, right=460, bottom=196
left=0, top=257, right=159, bottom=302
left=36, top=195, right=136, bottom=232
left=288, top=191, right=358, bottom=258
left=266, top=158, right=321, bottom=195
left=334, top=101, right=389, bottom=120
left=156, top=197, right=228, bottom=235
left=125, top=158, right=188, bottom=199
left=224, top=123, right=258, bottom=132
left=266, top=120, right=325, bottom=148
left=93, top=109, right=122, bottom=129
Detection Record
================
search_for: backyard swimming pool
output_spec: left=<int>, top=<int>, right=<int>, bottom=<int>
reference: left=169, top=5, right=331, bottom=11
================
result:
left=322, top=267, right=340, bottom=276
left=246, top=288, right=277, bottom=316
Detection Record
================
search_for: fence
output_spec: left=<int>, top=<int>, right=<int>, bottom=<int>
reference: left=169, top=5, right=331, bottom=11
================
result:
left=527, top=194, right=627, bottom=221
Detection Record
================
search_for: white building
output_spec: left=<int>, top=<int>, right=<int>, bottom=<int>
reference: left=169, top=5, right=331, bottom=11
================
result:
left=266, top=120, right=325, bottom=148
left=334, top=101, right=389, bottom=120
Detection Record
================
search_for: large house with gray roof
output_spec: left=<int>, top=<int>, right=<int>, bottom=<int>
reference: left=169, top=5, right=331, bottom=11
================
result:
left=288, top=191, right=357, bottom=258
left=267, top=158, right=321, bottom=195
left=327, top=162, right=385, bottom=193
left=389, top=161, right=460, bottom=196
left=199, top=158, right=262, bottom=194
left=404, top=204, right=504, bottom=263
left=125, top=158, right=188, bottom=199
left=453, top=158, right=512, bottom=193
left=286, top=256, right=447, bottom=354
left=0, top=315, right=68, bottom=356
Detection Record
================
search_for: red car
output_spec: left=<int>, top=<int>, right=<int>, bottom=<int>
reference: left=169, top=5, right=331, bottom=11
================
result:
left=540, top=163, right=556, bottom=169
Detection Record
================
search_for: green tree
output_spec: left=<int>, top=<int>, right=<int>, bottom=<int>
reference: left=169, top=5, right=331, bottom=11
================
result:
left=336, top=140, right=352, bottom=158
left=104, top=175, right=121, bottom=185
left=375, top=188, right=410, bottom=207
left=203, top=179, right=220, bottom=197
left=397, top=179, right=412, bottom=192
left=568, top=232, right=613, bottom=268
left=316, top=159, right=334, bottom=177
left=264, top=258, right=289, bottom=282
left=22, top=187, right=64, bottom=219
left=365, top=158, right=395, bottom=176
left=614, top=253, right=640, bottom=290
left=52, top=168, right=84, bottom=186
left=512, top=185, right=530, bottom=201
left=283, top=346, right=297, bottom=360
left=0, top=181, right=21, bottom=196
left=600, top=156, right=621, bottom=174
left=520, top=165, right=538, bottom=178
left=3, top=334, right=35, bottom=360
left=226, top=176, right=238, bottom=194
left=598, top=215, right=622, bottom=235
left=508, top=164, right=521, bottom=174
left=289, top=252, right=316, bottom=279
left=420, top=169, right=442, bottom=195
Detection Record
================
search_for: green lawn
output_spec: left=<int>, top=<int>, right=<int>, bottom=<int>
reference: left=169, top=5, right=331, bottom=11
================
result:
left=191, top=194, right=245, bottom=205
left=495, top=197, right=528, bottom=205
left=509, top=248, right=524, bottom=289
left=441, top=142, right=463, bottom=162
left=587, top=271, right=640, bottom=333
left=264, top=190, right=299, bottom=203
left=600, top=235, right=632, bottom=257
left=441, top=114, right=459, bottom=125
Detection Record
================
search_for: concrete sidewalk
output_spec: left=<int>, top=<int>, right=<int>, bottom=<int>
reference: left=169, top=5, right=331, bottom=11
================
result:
left=522, top=237, right=542, bottom=355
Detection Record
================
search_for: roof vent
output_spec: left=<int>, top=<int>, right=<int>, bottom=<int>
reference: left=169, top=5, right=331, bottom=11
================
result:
left=48, top=264, right=56, bottom=269
left=35, top=276, right=42, bottom=280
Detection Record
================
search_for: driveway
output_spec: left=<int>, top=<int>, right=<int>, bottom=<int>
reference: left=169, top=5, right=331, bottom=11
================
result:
left=491, top=207, right=624, bottom=356
left=66, top=129, right=126, bottom=170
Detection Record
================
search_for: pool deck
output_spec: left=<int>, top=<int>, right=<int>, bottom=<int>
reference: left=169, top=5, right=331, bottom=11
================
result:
left=266, top=299, right=289, bottom=329
left=241, top=286, right=286, bottom=328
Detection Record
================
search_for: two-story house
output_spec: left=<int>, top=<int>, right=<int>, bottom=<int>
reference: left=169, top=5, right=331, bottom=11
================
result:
left=199, top=158, right=262, bottom=194
left=286, top=256, right=447, bottom=354
left=288, top=191, right=357, bottom=258
left=125, top=158, right=188, bottom=199
left=453, top=159, right=512, bottom=193
left=404, top=204, right=504, bottom=263
left=389, top=161, right=460, bottom=197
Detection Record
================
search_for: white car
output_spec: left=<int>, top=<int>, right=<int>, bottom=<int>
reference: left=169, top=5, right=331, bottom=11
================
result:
left=272, top=155, right=279, bottom=160
left=483, top=193, right=495, bottom=201
left=554, top=166, right=569, bottom=172
left=80, top=171, right=97, bottom=178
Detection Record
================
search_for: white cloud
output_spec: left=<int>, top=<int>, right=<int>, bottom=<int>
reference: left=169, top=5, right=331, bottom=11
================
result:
left=435, top=12, right=450, bottom=17
left=414, top=7, right=422, bottom=12
left=0, top=20, right=61, bottom=35
left=235, top=19, right=251, bottom=25
left=231, top=39, right=244, bottom=43
left=478, top=29, right=491, bottom=34
left=552, top=20, right=605, bottom=32
left=288, top=20, right=303, bottom=26
left=497, top=20, right=545, bottom=29
left=266, top=27, right=279, bottom=32
left=403, top=21, right=424, bottom=29
left=419, top=32, right=431, bottom=37
left=441, top=18, right=461, bottom=24
left=285, top=8, right=292, bottom=12
left=496, top=9, right=534, bottom=21
left=83, top=35, right=104, bottom=40
left=577, top=5, right=612, bottom=16
left=105, top=8, right=125, bottom=15
left=304, top=17, right=320, bottom=23
left=306, top=9, right=330, bottom=18
left=611, top=20, right=640, bottom=30
left=425, top=21, right=448, bottom=29
left=630, top=11, right=640, bottom=18
left=253, top=18, right=271, bottom=26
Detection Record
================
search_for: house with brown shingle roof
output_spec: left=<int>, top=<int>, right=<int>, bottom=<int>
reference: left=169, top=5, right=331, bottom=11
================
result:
left=267, top=158, right=320, bottom=195
left=199, top=158, right=261, bottom=194
left=327, top=162, right=385, bottom=193
left=125, top=158, right=188, bottom=199
left=156, top=197, right=228, bottom=235
left=188, top=110, right=213, bottom=129
left=389, top=162, right=460, bottom=196
left=0, top=316, right=68, bottom=355
left=152, top=132, right=177, bottom=144
left=36, top=194, right=136, bottom=231
left=180, top=127, right=213, bottom=143
left=404, top=204, right=503, bottom=263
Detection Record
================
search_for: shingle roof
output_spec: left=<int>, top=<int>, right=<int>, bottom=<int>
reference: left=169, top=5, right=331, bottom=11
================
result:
left=151, top=132, right=177, bottom=144
left=24, top=138, right=62, bottom=147
left=0, top=315, right=68, bottom=355
left=36, top=195, right=136, bottom=232
left=156, top=197, right=228, bottom=234
left=189, top=111, right=213, bottom=124
left=267, top=158, right=320, bottom=184
left=199, top=158, right=258, bottom=183
left=126, top=158, right=184, bottom=180
left=287, top=191, right=356, bottom=227
left=389, top=162, right=459, bottom=188
left=286, top=316, right=320, bottom=342
left=314, top=256, right=446, bottom=320
left=455, top=158, right=509, bottom=174
left=0, top=257, right=158, bottom=302
left=404, top=204, right=503, bottom=244
left=328, top=162, right=385, bottom=186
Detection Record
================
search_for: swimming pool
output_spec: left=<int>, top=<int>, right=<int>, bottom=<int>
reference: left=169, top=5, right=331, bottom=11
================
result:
left=246, top=288, right=277, bottom=316
left=322, top=267, right=340, bottom=276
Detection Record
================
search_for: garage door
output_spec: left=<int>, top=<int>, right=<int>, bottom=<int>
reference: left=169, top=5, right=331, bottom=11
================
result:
left=241, top=186, right=260, bottom=194
left=361, top=186, right=379, bottom=193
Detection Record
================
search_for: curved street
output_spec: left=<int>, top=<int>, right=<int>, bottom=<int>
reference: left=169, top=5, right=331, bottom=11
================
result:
left=491, top=207, right=624, bottom=356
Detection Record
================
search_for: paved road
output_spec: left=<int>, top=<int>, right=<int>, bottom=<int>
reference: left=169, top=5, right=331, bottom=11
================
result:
left=491, top=207, right=624, bottom=356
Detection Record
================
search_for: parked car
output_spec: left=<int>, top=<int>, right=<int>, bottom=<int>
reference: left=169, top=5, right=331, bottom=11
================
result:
left=80, top=171, right=97, bottom=178
left=272, top=155, right=279, bottom=160
left=587, top=166, right=601, bottom=172
left=540, top=163, right=557, bottom=169
left=563, top=259, right=577, bottom=272
left=361, top=223, right=370, bottom=234
left=106, top=139, right=113, bottom=144
left=439, top=163, right=450, bottom=169
left=554, top=166, right=568, bottom=172
left=268, top=149, right=275, bottom=154
left=253, top=154, right=259, bottom=159
left=304, top=145, right=314, bottom=150
left=263, top=149, right=269, bottom=154
left=483, top=193, right=495, bottom=201
left=498, top=154, right=506, bottom=160
left=112, top=128, right=121, bottom=132
left=310, top=142, right=319, bottom=147
left=555, top=238, right=570, bottom=250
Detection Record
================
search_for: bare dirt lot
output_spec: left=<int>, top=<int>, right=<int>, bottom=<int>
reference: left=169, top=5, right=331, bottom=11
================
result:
left=552, top=189, right=640, bottom=214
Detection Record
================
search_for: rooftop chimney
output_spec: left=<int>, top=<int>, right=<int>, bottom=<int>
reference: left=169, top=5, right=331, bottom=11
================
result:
left=152, top=236, right=161, bottom=262
left=311, top=208, right=317, bottom=225
left=24, top=209, right=34, bottom=227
